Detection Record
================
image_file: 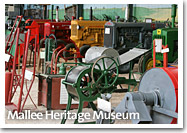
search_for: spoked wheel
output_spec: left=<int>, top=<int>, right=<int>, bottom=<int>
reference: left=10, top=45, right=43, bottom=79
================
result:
left=91, top=56, right=119, bottom=90
left=78, top=69, right=99, bottom=98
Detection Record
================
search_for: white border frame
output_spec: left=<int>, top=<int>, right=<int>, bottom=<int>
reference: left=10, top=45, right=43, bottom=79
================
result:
left=0, top=0, right=183, bottom=128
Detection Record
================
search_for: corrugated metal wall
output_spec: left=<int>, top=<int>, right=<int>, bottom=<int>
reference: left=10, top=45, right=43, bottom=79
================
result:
left=46, top=4, right=178, bottom=22
left=83, top=4, right=126, bottom=20
left=133, top=4, right=178, bottom=22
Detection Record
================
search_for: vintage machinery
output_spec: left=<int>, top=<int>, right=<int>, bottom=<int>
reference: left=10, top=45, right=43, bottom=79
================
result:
left=5, top=29, right=38, bottom=113
left=5, top=16, right=23, bottom=71
left=42, top=21, right=73, bottom=68
left=37, top=21, right=76, bottom=73
left=44, top=36, right=82, bottom=74
left=152, top=28, right=178, bottom=63
left=61, top=46, right=149, bottom=124
left=138, top=4, right=178, bottom=73
left=25, top=19, right=51, bottom=44
left=5, top=17, right=52, bottom=71
left=38, top=12, right=78, bottom=73
left=44, top=21, right=72, bottom=44
left=43, top=20, right=82, bottom=74
left=115, top=67, right=178, bottom=124
left=104, top=20, right=165, bottom=73
left=98, top=40, right=178, bottom=124
left=37, top=74, right=88, bottom=110
left=65, top=19, right=106, bottom=61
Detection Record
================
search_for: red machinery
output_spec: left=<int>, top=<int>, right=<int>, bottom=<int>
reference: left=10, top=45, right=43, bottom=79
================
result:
left=152, top=39, right=178, bottom=123
left=5, top=16, right=23, bottom=53
left=5, top=16, right=23, bottom=71
left=5, top=29, right=38, bottom=113
left=25, top=19, right=51, bottom=44
left=44, top=21, right=72, bottom=43
left=39, top=21, right=83, bottom=74
left=49, top=41, right=83, bottom=74
left=24, top=19, right=52, bottom=66
left=5, top=18, right=52, bottom=71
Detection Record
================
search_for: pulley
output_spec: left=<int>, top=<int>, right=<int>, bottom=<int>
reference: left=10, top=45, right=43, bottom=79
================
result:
left=115, top=67, right=178, bottom=124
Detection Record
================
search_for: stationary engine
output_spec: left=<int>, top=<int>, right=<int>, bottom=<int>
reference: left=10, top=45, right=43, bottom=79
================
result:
left=104, top=21, right=165, bottom=54
left=68, top=18, right=106, bottom=60
left=115, top=67, right=178, bottom=124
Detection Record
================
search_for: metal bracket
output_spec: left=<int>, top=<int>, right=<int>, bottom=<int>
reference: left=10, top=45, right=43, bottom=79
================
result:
left=153, top=106, right=178, bottom=118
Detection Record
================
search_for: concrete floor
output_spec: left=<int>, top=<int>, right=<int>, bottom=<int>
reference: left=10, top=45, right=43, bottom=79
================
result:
left=5, top=62, right=141, bottom=124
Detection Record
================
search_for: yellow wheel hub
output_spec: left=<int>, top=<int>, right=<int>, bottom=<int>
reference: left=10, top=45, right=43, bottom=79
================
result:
left=146, top=58, right=162, bottom=70
left=69, top=48, right=76, bottom=56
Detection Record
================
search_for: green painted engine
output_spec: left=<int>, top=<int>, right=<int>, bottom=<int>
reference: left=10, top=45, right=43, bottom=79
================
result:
left=138, top=4, right=178, bottom=72
left=152, top=27, right=178, bottom=63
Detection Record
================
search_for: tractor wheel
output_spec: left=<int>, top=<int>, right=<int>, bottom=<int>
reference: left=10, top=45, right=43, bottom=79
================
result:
left=63, top=43, right=76, bottom=60
left=138, top=51, right=152, bottom=73
left=56, top=39, right=67, bottom=47
left=138, top=51, right=162, bottom=73
left=78, top=45, right=90, bottom=62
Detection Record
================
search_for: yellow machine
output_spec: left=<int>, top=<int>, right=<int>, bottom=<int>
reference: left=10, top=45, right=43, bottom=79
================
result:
left=63, top=17, right=106, bottom=61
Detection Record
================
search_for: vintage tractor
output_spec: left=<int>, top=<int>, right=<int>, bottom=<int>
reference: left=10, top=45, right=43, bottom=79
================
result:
left=138, top=4, right=178, bottom=73
left=104, top=20, right=166, bottom=73
left=64, top=17, right=106, bottom=62
left=41, top=19, right=84, bottom=74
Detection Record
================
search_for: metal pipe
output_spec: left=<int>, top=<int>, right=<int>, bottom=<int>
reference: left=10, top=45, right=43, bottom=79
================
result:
left=56, top=6, right=59, bottom=22
left=115, top=16, right=120, bottom=22
left=20, top=34, right=37, bottom=112
left=8, top=28, right=20, bottom=103
left=54, top=47, right=66, bottom=74
left=171, top=4, right=177, bottom=28
left=139, top=32, right=143, bottom=44
left=50, top=46, right=63, bottom=74
left=51, top=5, right=54, bottom=22
left=43, top=5, right=47, bottom=19
left=125, top=4, right=133, bottom=22
left=90, top=7, right=93, bottom=21
left=95, top=33, right=98, bottom=43
left=125, top=5, right=129, bottom=22
left=17, top=29, right=31, bottom=113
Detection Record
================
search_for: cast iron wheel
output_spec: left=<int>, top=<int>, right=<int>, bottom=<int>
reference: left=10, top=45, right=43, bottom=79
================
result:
left=91, top=56, right=119, bottom=89
left=63, top=43, right=76, bottom=60
left=78, top=45, right=90, bottom=62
